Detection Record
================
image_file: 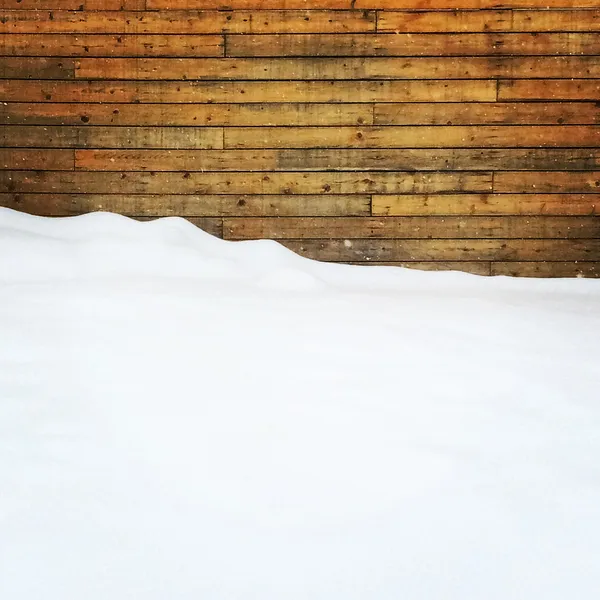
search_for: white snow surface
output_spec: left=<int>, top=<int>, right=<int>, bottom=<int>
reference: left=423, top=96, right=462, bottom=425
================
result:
left=1, top=207, right=599, bottom=599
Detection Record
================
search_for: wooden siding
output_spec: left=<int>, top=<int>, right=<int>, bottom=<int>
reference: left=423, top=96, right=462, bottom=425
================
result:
left=1, top=1, right=599, bottom=278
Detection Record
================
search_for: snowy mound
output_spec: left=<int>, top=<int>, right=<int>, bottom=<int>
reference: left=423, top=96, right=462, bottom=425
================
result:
left=1, top=208, right=599, bottom=600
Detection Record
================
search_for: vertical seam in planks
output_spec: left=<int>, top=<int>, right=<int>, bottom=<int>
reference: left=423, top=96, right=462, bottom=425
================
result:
left=374, top=10, right=379, bottom=32
left=495, top=79, right=499, bottom=102
left=223, top=34, right=228, bottom=58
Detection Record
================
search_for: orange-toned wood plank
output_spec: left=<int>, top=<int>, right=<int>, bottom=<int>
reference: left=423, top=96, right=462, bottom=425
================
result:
left=73, top=56, right=600, bottom=80
left=0, top=79, right=497, bottom=103
left=0, top=126, right=224, bottom=149
left=282, top=238, right=600, bottom=263
left=358, top=1, right=600, bottom=7
left=0, top=170, right=492, bottom=195
left=75, top=149, right=600, bottom=172
left=0, top=10, right=375, bottom=34
left=0, top=149, right=73, bottom=170
left=226, top=33, right=600, bottom=57
left=499, top=80, right=600, bottom=101
left=0, top=0, right=145, bottom=7
left=0, top=34, right=224, bottom=58
left=374, top=102, right=600, bottom=126
left=491, top=261, right=600, bottom=277
left=147, top=1, right=353, bottom=8
left=0, top=103, right=372, bottom=126
left=495, top=171, right=600, bottom=193
left=223, top=216, right=600, bottom=240
left=372, top=194, right=599, bottom=216
left=0, top=58, right=75, bottom=79
left=0, top=193, right=371, bottom=216
left=378, top=9, right=600, bottom=33
left=224, top=126, right=600, bottom=149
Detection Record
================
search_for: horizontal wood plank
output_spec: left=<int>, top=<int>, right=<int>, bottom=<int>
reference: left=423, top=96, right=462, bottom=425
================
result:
left=377, top=10, right=600, bottom=33
left=0, top=10, right=376, bottom=34
left=0, top=193, right=371, bottom=216
left=0, top=149, right=73, bottom=170
left=0, top=80, right=497, bottom=103
left=223, top=215, right=600, bottom=240
left=372, top=194, right=600, bottom=216
left=74, top=148, right=600, bottom=173
left=495, top=172, right=600, bottom=193
left=374, top=102, right=600, bottom=126
left=0, top=171, right=492, bottom=195
left=0, top=103, right=372, bottom=126
left=353, top=261, right=492, bottom=275
left=0, top=57, right=75, bottom=79
left=146, top=0, right=352, bottom=8
left=72, top=56, right=600, bottom=80
left=499, top=80, right=600, bottom=100
left=224, top=126, right=600, bottom=149
left=357, top=1, right=600, bottom=7
left=282, top=238, right=600, bottom=263
left=0, top=34, right=224, bottom=57
left=491, top=261, right=600, bottom=277
left=0, top=126, right=224, bottom=149
left=227, top=33, right=600, bottom=57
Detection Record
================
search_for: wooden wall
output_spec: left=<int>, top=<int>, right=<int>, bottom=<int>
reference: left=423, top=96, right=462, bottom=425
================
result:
left=1, top=0, right=599, bottom=278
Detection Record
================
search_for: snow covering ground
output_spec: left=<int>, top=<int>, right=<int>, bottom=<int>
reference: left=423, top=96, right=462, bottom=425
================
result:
left=1, top=206, right=599, bottom=600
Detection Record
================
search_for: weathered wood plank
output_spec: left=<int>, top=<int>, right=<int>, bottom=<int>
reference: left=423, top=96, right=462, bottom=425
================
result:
left=0, top=58, right=75, bottom=79
left=0, top=80, right=497, bottom=103
left=146, top=0, right=352, bottom=8
left=0, top=10, right=376, bottom=34
left=0, top=34, right=224, bottom=58
left=353, top=261, right=492, bottom=275
left=223, top=216, right=600, bottom=240
left=0, top=103, right=372, bottom=126
left=357, top=1, right=600, bottom=7
left=0, top=193, right=371, bottom=216
left=0, top=171, right=492, bottom=195
left=75, top=149, right=600, bottom=172
left=0, top=149, right=73, bottom=170
left=374, top=102, right=600, bottom=126
left=0, top=0, right=83, bottom=8
left=281, top=238, right=600, bottom=263
left=372, top=194, right=600, bottom=216
left=499, top=80, right=600, bottom=101
left=495, top=172, right=600, bottom=193
left=72, top=56, right=600, bottom=80
left=84, top=0, right=145, bottom=8
left=226, top=33, right=600, bottom=57
left=377, top=10, right=600, bottom=33
left=491, top=261, right=600, bottom=277
left=224, top=126, right=600, bottom=149
left=0, top=126, right=224, bottom=149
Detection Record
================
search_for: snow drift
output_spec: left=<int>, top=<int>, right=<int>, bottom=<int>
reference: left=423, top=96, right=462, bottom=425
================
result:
left=1, top=207, right=599, bottom=599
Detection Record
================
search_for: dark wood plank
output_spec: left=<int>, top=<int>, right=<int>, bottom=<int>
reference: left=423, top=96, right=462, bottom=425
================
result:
left=495, top=171, right=600, bottom=193
left=491, top=261, right=600, bottom=277
left=0, top=57, right=75, bottom=79
left=0, top=149, right=73, bottom=170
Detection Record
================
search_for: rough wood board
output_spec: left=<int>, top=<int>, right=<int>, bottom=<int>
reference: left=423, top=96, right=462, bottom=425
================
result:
left=0, top=103, right=372, bottom=126
left=75, top=149, right=600, bottom=173
left=377, top=10, right=600, bottom=32
left=72, top=56, right=600, bottom=80
left=0, top=171, right=493, bottom=195
left=0, top=149, right=74, bottom=170
left=224, top=126, right=600, bottom=149
left=491, top=261, right=600, bottom=277
left=0, top=58, right=76, bottom=79
left=226, top=33, right=600, bottom=57
left=374, top=102, right=600, bottom=126
left=0, top=10, right=376, bottom=34
left=0, top=193, right=371, bottom=216
left=0, top=126, right=224, bottom=149
left=223, top=216, right=600, bottom=240
left=0, top=79, right=497, bottom=103
left=372, top=194, right=600, bottom=216
left=282, top=238, right=600, bottom=263
left=494, top=172, right=600, bottom=193
left=0, top=34, right=225, bottom=57
left=351, top=261, right=492, bottom=275
left=499, top=80, right=600, bottom=101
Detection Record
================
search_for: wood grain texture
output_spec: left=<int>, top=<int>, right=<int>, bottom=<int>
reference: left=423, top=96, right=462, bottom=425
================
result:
left=226, top=33, right=600, bottom=57
left=0, top=193, right=371, bottom=216
left=494, top=172, right=600, bottom=194
left=499, top=80, right=600, bottom=100
left=72, top=56, right=600, bottom=80
left=491, top=261, right=600, bottom=277
left=1, top=10, right=376, bottom=34
left=372, top=194, right=600, bottom=216
left=0, top=171, right=492, bottom=195
left=0, top=149, right=73, bottom=170
left=0, top=79, right=497, bottom=103
left=74, top=149, right=600, bottom=172
left=223, top=216, right=600, bottom=240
